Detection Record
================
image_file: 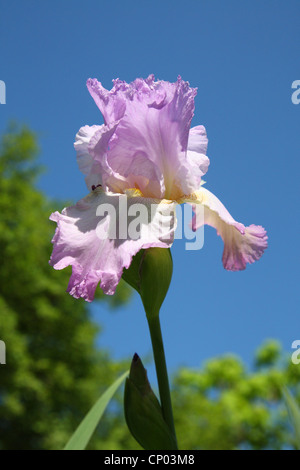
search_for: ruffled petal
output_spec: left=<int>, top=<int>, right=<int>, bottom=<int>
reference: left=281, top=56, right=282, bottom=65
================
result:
left=86, top=78, right=128, bottom=124
left=49, top=188, right=176, bottom=301
left=87, top=75, right=174, bottom=125
left=87, top=75, right=203, bottom=200
left=189, top=187, right=268, bottom=270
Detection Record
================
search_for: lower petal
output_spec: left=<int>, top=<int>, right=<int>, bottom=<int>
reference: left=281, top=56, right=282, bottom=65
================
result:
left=188, top=187, right=268, bottom=270
left=49, top=189, right=176, bottom=301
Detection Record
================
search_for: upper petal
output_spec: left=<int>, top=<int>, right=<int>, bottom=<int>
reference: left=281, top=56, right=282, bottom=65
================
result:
left=87, top=75, right=174, bottom=125
left=189, top=187, right=268, bottom=270
left=180, top=125, right=209, bottom=190
left=49, top=189, right=177, bottom=301
left=74, top=125, right=103, bottom=189
left=188, top=125, right=208, bottom=155
left=87, top=76, right=201, bottom=200
left=86, top=78, right=127, bottom=124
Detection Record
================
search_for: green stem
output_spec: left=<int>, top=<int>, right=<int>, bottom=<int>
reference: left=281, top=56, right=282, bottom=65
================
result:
left=147, top=314, right=178, bottom=449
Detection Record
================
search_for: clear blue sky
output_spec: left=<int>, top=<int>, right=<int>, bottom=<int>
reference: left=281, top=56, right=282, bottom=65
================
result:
left=1, top=0, right=299, bottom=382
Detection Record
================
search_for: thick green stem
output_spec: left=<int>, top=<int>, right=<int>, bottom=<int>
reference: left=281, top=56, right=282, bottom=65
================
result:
left=147, top=314, right=178, bottom=449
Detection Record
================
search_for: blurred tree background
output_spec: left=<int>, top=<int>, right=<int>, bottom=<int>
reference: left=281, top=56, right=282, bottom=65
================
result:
left=0, top=125, right=132, bottom=450
left=0, top=126, right=299, bottom=450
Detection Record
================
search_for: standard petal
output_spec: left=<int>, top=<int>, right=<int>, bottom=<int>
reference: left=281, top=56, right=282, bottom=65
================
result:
left=49, top=189, right=176, bottom=301
left=75, top=122, right=124, bottom=192
left=179, top=149, right=210, bottom=197
left=188, top=125, right=208, bottom=155
left=74, top=125, right=103, bottom=189
left=87, top=76, right=201, bottom=200
left=87, top=75, right=173, bottom=125
left=86, top=78, right=128, bottom=124
left=188, top=187, right=268, bottom=270
left=178, top=125, right=210, bottom=191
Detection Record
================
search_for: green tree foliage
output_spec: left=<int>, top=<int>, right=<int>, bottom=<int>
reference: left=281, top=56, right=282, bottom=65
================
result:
left=172, top=340, right=300, bottom=450
left=0, top=125, right=132, bottom=450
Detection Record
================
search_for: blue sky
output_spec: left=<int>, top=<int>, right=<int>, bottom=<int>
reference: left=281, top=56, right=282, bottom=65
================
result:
left=1, top=0, right=299, bottom=383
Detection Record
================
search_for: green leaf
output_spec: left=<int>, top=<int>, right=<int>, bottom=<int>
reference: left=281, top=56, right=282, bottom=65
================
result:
left=64, top=371, right=129, bottom=450
left=283, top=388, right=300, bottom=450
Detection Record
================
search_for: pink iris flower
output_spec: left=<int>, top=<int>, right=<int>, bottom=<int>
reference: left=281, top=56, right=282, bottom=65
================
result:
left=49, top=75, right=267, bottom=302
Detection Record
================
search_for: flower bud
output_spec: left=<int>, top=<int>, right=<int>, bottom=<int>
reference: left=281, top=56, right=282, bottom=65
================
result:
left=122, top=248, right=173, bottom=319
left=124, top=354, right=177, bottom=450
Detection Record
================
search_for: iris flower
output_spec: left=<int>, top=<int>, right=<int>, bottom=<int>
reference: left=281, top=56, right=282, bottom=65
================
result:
left=49, top=75, right=267, bottom=301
